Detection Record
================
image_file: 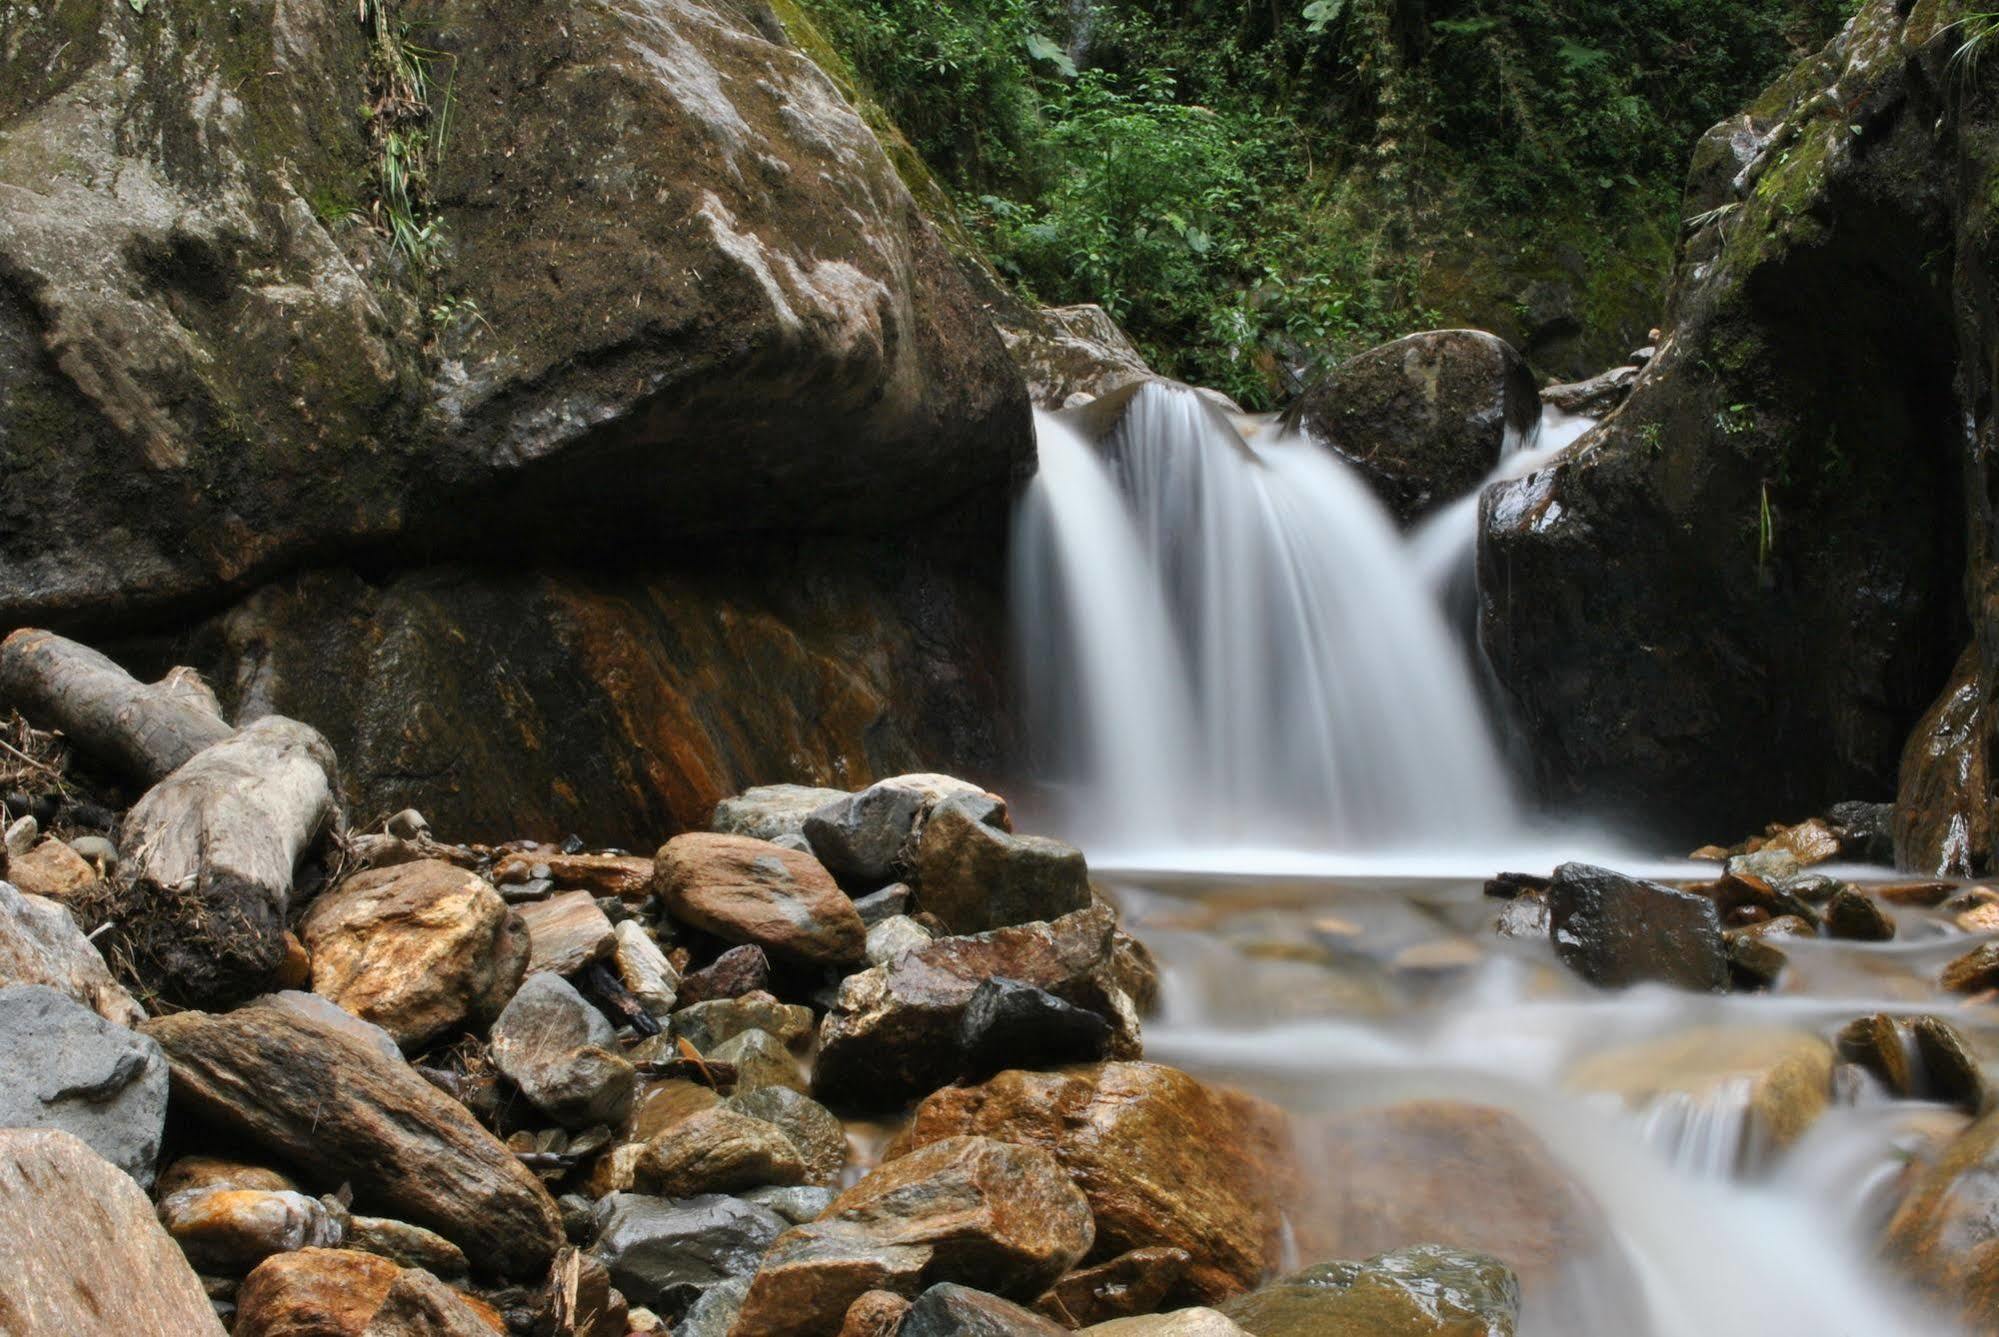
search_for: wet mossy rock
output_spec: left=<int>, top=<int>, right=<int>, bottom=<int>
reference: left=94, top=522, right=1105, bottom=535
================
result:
left=0, top=0, right=1031, bottom=625
left=1479, top=1, right=1978, bottom=848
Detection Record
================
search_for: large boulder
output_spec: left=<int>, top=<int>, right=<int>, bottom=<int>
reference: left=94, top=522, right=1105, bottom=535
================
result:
left=996, top=303, right=1156, bottom=411
left=1479, top=5, right=1972, bottom=848
left=0, top=0, right=1028, bottom=626
left=0, top=1129, right=225, bottom=1334
left=1293, top=330, right=1540, bottom=523
left=0, top=984, right=167, bottom=1185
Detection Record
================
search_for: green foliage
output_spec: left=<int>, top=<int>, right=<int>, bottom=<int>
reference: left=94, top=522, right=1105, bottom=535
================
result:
left=359, top=0, right=458, bottom=272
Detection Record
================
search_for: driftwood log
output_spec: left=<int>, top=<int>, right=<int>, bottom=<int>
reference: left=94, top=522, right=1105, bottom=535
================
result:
left=0, top=628, right=235, bottom=785
left=117, top=716, right=339, bottom=1006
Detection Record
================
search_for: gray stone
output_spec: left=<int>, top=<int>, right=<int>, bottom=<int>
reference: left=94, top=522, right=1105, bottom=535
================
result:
left=901, top=1283, right=1069, bottom=1336
left=913, top=796, right=1090, bottom=935
left=854, top=884, right=914, bottom=926
left=742, top=1184, right=839, bottom=1224
left=490, top=973, right=636, bottom=1128
left=0, top=880, right=143, bottom=1027
left=672, top=994, right=813, bottom=1053
left=711, top=1028, right=806, bottom=1095
left=712, top=786, right=851, bottom=843
left=589, top=1192, right=787, bottom=1313
left=805, top=774, right=988, bottom=885
left=727, top=1086, right=848, bottom=1185
left=1547, top=863, right=1727, bottom=992
left=156, top=1185, right=344, bottom=1274
left=0, top=984, right=166, bottom=1185
left=675, top=1276, right=751, bottom=1337
left=866, top=914, right=936, bottom=966
left=259, top=991, right=404, bottom=1066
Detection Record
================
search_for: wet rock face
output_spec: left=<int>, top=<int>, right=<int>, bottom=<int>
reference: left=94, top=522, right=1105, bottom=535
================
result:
left=1546, top=863, right=1727, bottom=992
left=1896, top=645, right=1993, bottom=876
left=1218, top=1245, right=1520, bottom=1337
left=1295, top=330, right=1541, bottom=523
left=1480, top=5, right=1970, bottom=849
left=1884, top=1111, right=1999, bottom=1329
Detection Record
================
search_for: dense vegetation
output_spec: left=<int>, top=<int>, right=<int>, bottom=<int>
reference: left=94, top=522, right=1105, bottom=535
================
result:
left=793, top=0, right=1856, bottom=405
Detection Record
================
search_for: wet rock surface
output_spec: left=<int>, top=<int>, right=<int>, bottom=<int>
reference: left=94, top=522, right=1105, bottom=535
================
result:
left=1218, top=1245, right=1520, bottom=1337
left=656, top=834, right=867, bottom=967
left=1546, top=863, right=1727, bottom=991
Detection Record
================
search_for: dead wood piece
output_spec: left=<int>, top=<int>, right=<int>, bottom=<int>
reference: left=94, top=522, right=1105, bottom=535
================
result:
left=0, top=629, right=234, bottom=785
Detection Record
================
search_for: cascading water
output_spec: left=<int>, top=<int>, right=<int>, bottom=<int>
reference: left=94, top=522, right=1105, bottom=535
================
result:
left=1012, top=380, right=1516, bottom=852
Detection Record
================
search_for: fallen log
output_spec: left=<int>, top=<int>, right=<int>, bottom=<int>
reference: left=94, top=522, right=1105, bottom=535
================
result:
left=114, top=716, right=340, bottom=1007
left=0, top=628, right=234, bottom=785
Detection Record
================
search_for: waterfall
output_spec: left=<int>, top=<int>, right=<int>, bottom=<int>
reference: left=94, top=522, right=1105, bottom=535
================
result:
left=1012, top=380, right=1518, bottom=852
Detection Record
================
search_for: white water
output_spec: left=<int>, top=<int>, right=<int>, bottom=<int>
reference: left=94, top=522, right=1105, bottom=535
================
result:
left=1011, top=381, right=1516, bottom=852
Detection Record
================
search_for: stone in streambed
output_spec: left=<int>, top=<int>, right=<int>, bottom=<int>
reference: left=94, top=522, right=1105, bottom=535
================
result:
left=676, top=1276, right=751, bottom=1336
left=712, top=1026, right=807, bottom=1094
left=675, top=944, right=771, bottom=1006
left=840, top=1289, right=914, bottom=1336
left=900, top=1282, right=1070, bottom=1335
left=159, top=1185, right=344, bottom=1274
left=1942, top=942, right=1999, bottom=993
left=9, top=837, right=97, bottom=901
left=1567, top=1027, right=1833, bottom=1161
left=1081, top=1310, right=1250, bottom=1335
left=913, top=795, right=1090, bottom=935
left=233, top=1248, right=501, bottom=1336
left=1546, top=863, right=1727, bottom=992
left=1912, top=1015, right=1988, bottom=1113
left=298, top=860, right=528, bottom=1051
left=804, top=774, right=993, bottom=884
left=1837, top=1014, right=1915, bottom=1096
left=713, top=786, right=850, bottom=843
left=671, top=991, right=812, bottom=1052
left=0, top=878, right=144, bottom=1025
left=613, top=920, right=679, bottom=1020
left=1039, top=1247, right=1194, bottom=1326
left=729, top=1223, right=932, bottom=1337
left=0, top=1128, right=226, bottom=1334
left=517, top=891, right=617, bottom=976
left=1823, top=887, right=1895, bottom=941
left=489, top=972, right=635, bottom=1129
left=492, top=850, right=654, bottom=899
left=727, top=1085, right=848, bottom=1184
left=865, top=913, right=935, bottom=965
left=587, top=1191, right=787, bottom=1313
left=0, top=983, right=167, bottom=1185
left=1883, top=1111, right=1999, bottom=1330
left=854, top=883, right=914, bottom=926
left=347, top=1216, right=468, bottom=1277
left=361, top=1266, right=506, bottom=1335
left=655, top=834, right=866, bottom=966
left=1217, top=1244, right=1520, bottom=1337
left=959, top=976, right=1114, bottom=1080
left=634, top=1105, right=806, bottom=1197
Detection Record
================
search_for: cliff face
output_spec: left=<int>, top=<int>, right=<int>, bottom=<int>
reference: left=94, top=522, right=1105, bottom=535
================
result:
left=1480, top=0, right=1982, bottom=852
left=0, top=0, right=1029, bottom=837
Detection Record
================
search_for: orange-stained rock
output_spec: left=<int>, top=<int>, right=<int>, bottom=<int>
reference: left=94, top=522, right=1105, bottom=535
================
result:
left=494, top=850, right=655, bottom=899
left=234, top=1248, right=402, bottom=1336
left=0, top=1129, right=225, bottom=1334
left=839, top=1289, right=914, bottom=1336
left=361, top=1267, right=505, bottom=1335
left=158, top=1154, right=299, bottom=1197
left=275, top=932, right=313, bottom=990
left=8, top=837, right=97, bottom=900
left=634, top=1105, right=807, bottom=1198
left=656, top=834, right=866, bottom=967
left=159, top=1185, right=343, bottom=1274
left=1883, top=1111, right=1999, bottom=1328
left=903, top=1062, right=1295, bottom=1304
left=1038, top=1247, right=1194, bottom=1326
left=517, top=891, right=617, bottom=977
left=299, top=860, right=528, bottom=1050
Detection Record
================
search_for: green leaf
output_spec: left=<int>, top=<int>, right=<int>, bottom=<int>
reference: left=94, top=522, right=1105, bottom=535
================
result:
left=128, top=0, right=148, bottom=12
left=1023, top=33, right=1078, bottom=79
left=1302, top=0, right=1346, bottom=35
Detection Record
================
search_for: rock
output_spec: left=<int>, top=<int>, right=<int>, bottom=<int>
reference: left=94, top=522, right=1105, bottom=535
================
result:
left=672, top=993, right=813, bottom=1053
left=676, top=945, right=772, bottom=1007
left=815, top=905, right=1142, bottom=1109
left=1567, top=1027, right=1834, bottom=1162
left=912, top=796, right=1090, bottom=935
left=492, top=852, right=654, bottom=899
left=1539, top=366, right=1637, bottom=417
left=262, top=990, right=406, bottom=1065
left=1764, top=818, right=1844, bottom=866
left=489, top=973, right=636, bottom=1130
left=298, top=861, right=529, bottom=1051
left=713, top=786, right=852, bottom=843
left=361, top=1267, right=504, bottom=1336
left=1837, top=1013, right=1916, bottom=1096
left=1911, top=1015, right=1988, bottom=1113
left=144, top=1001, right=564, bottom=1277
left=1081, top=1310, right=1250, bottom=1335
left=713, top=1027, right=808, bottom=1095
left=634, top=1106, right=807, bottom=1197
left=0, top=984, right=167, bottom=1185
left=587, top=1192, right=787, bottom=1313
left=855, top=884, right=915, bottom=926
left=867, top=913, right=937, bottom=965
left=0, top=879, right=144, bottom=1026
left=1827, top=800, right=1896, bottom=862
left=613, top=921, right=680, bottom=1020
left=67, top=833, right=120, bottom=872
left=997, top=303, right=1156, bottom=411
left=900, top=1283, right=1070, bottom=1336
left=905, top=1063, right=1294, bottom=1304
left=233, top=1249, right=403, bottom=1336
left=518, top=892, right=617, bottom=977
left=159, top=1186, right=344, bottom=1275
left=0, top=1129, right=225, bottom=1333
left=1884, top=1111, right=1999, bottom=1329
left=8, top=838, right=97, bottom=901
left=745, top=1184, right=841, bottom=1224
left=1823, top=888, right=1895, bottom=941
left=1494, top=892, right=1552, bottom=940
left=1217, top=1245, right=1520, bottom=1337
left=655, top=834, right=866, bottom=967
left=386, top=811, right=430, bottom=842
left=159, top=1155, right=299, bottom=1198
left=1546, top=863, right=1727, bottom=992
left=348, top=1216, right=469, bottom=1277
left=1942, top=942, right=1999, bottom=994
left=839, top=1289, right=916, bottom=1337
left=1724, top=929, right=1788, bottom=991
left=728, top=1086, right=849, bottom=1185
left=804, top=773, right=990, bottom=884
left=676, top=1276, right=752, bottom=1337
left=1295, top=330, right=1540, bottom=523
left=959, top=977, right=1115, bottom=1080
left=1039, top=1248, right=1194, bottom=1327
left=735, top=1135, right=1093, bottom=1336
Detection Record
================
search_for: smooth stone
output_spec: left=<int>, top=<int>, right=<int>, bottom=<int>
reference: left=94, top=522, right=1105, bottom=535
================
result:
left=1217, top=1245, right=1520, bottom=1336
left=233, top=1248, right=402, bottom=1336
left=1546, top=863, right=1727, bottom=992
left=1039, top=1247, right=1194, bottom=1327
left=9, top=837, right=97, bottom=900
left=1943, top=942, right=1999, bottom=993
left=1883, top=1111, right=1999, bottom=1330
left=675, top=945, right=771, bottom=1006
left=159, top=1155, right=298, bottom=1197
left=0, top=878, right=143, bottom=1025
left=1912, top=1015, right=1988, bottom=1113
left=900, top=1282, right=1069, bottom=1336
left=727, top=1085, right=848, bottom=1185
left=729, top=1223, right=931, bottom=1337
left=711, top=1027, right=806, bottom=1094
left=347, top=1215, right=469, bottom=1277
left=1823, top=887, right=1895, bottom=941
left=489, top=972, right=636, bottom=1129
left=655, top=834, right=867, bottom=967
left=360, top=1266, right=504, bottom=1335
left=588, top=1192, right=787, bottom=1313
left=839, top=1289, right=914, bottom=1336
left=517, top=891, right=618, bottom=976
left=711, top=786, right=850, bottom=843
left=0, top=982, right=167, bottom=1184
left=958, top=976, right=1114, bottom=1081
left=804, top=774, right=990, bottom=884
left=744, top=1183, right=840, bottom=1224
left=672, top=992, right=812, bottom=1052
left=492, top=851, right=654, bottom=899
left=1081, top=1309, right=1250, bottom=1335
left=912, top=795, right=1089, bottom=935
left=634, top=1105, right=807, bottom=1197
left=1837, top=1014, right=1914, bottom=1096
left=1567, top=1027, right=1833, bottom=1163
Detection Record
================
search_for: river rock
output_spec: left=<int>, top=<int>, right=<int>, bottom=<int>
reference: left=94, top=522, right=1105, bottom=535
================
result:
left=960, top=976, right=1115, bottom=1080
left=614, top=921, right=680, bottom=1020
left=234, top=1248, right=403, bottom=1336
left=160, top=1186, right=345, bottom=1275
left=1567, top=1027, right=1833, bottom=1162
left=1217, top=1245, right=1520, bottom=1337
left=634, top=1105, right=806, bottom=1197
left=518, top=891, right=617, bottom=977
left=676, top=1276, right=752, bottom=1336
left=1911, top=1015, right=1988, bottom=1113
left=840, top=1289, right=916, bottom=1336
left=913, top=795, right=1091, bottom=934
left=361, top=1266, right=504, bottom=1336
left=1823, top=887, right=1895, bottom=941
left=728, top=1085, right=849, bottom=1185
left=0, top=1128, right=226, bottom=1333
left=1040, top=1247, right=1193, bottom=1326
left=655, top=834, right=866, bottom=967
left=489, top=972, right=636, bottom=1129
left=588, top=1192, right=787, bottom=1313
left=856, top=884, right=916, bottom=926
left=676, top=945, right=773, bottom=1006
left=159, top=1154, right=299, bottom=1198
left=1295, top=329, right=1539, bottom=522
left=1837, top=1013, right=1915, bottom=1096
left=145, top=1001, right=564, bottom=1277
left=713, top=1027, right=808, bottom=1094
left=804, top=773, right=990, bottom=884
left=672, top=992, right=813, bottom=1052
left=729, top=1224, right=933, bottom=1337
left=1883, top=1110, right=1999, bottom=1328
left=747, top=1184, right=841, bottom=1224
left=348, top=1215, right=469, bottom=1277
left=867, top=913, right=936, bottom=965
left=1081, top=1310, right=1250, bottom=1335
left=9, top=837, right=98, bottom=901
left=997, top=302, right=1157, bottom=410
left=0, top=983, right=167, bottom=1185
left=492, top=852, right=654, bottom=900
left=1942, top=942, right=1999, bottom=994
left=900, top=1282, right=1070, bottom=1335
left=298, top=861, right=528, bottom=1051
left=0, top=879, right=144, bottom=1026
left=1546, top=863, right=1728, bottom=992
left=714, top=786, right=852, bottom=843
left=905, top=1062, right=1294, bottom=1304
left=815, top=904, right=1142, bottom=1108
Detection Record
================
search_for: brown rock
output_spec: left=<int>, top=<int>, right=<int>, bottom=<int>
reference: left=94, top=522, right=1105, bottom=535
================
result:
left=900, top=1282, right=1070, bottom=1334
left=1837, top=1014, right=1914, bottom=1097
left=1568, top=1027, right=1833, bottom=1159
left=1883, top=1111, right=1999, bottom=1329
left=145, top=1000, right=563, bottom=1277
left=494, top=851, right=655, bottom=899
left=1039, top=1247, right=1193, bottom=1326
left=0, top=1128, right=225, bottom=1334
left=1823, top=887, right=1895, bottom=941
left=159, top=1154, right=299, bottom=1198
left=840, top=1289, right=915, bottom=1337
left=634, top=1106, right=808, bottom=1197
left=234, top=1248, right=402, bottom=1336
left=1765, top=817, right=1843, bottom=866
left=1912, top=1015, right=1988, bottom=1113
left=730, top=1225, right=932, bottom=1337
left=159, top=1185, right=344, bottom=1274
left=1080, top=1309, right=1250, bottom=1335
left=655, top=833, right=866, bottom=967
left=8, top=837, right=97, bottom=900
left=517, top=891, right=617, bottom=976
left=347, top=1216, right=470, bottom=1277
left=904, top=1062, right=1294, bottom=1304
left=911, top=795, right=1092, bottom=935
left=299, top=860, right=529, bottom=1051
left=1945, top=942, right=1999, bottom=993
left=0, top=879, right=143, bottom=1026
left=361, top=1267, right=504, bottom=1335
left=1878, top=882, right=1956, bottom=908
left=634, top=1077, right=724, bottom=1139
left=276, top=932, right=313, bottom=990
left=675, top=944, right=771, bottom=1006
